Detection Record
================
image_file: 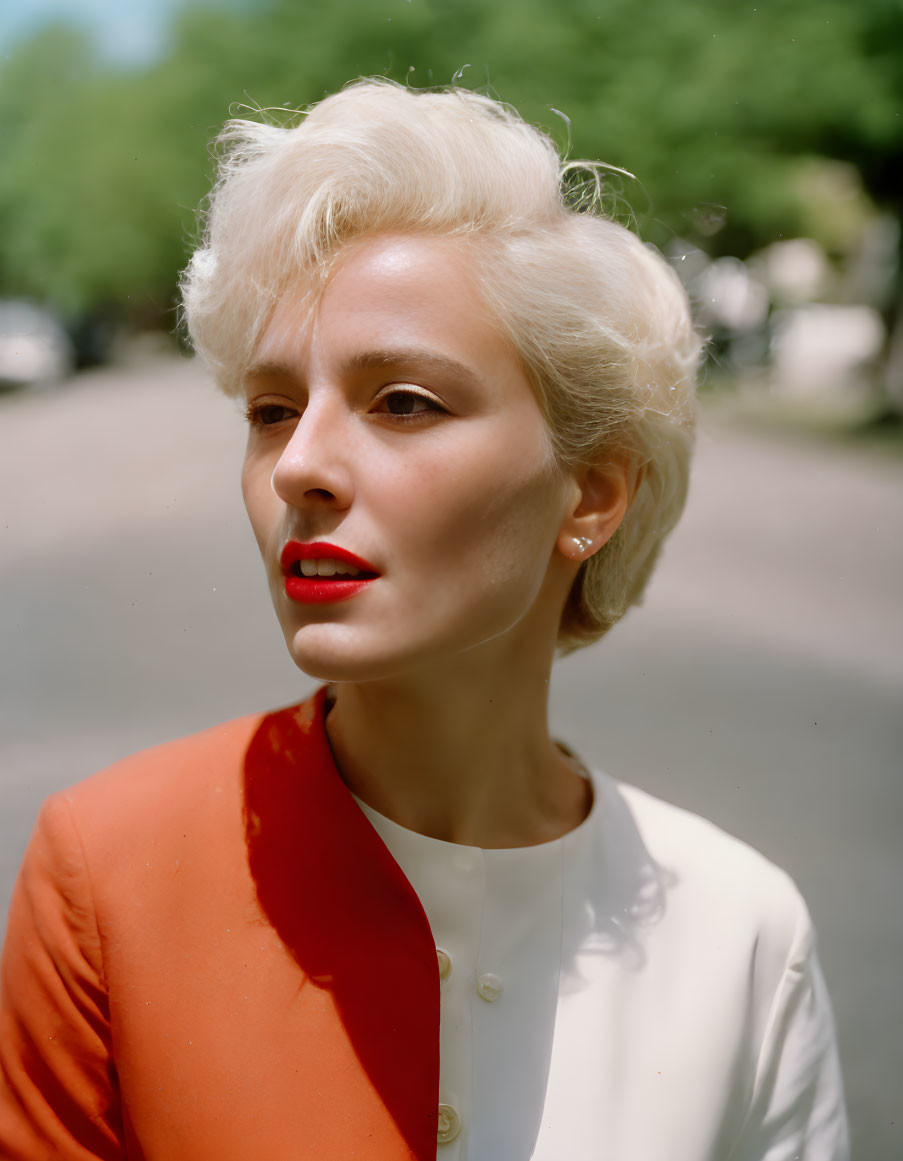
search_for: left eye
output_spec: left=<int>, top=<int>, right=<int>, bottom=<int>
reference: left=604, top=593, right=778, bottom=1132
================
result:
left=375, top=389, right=446, bottom=417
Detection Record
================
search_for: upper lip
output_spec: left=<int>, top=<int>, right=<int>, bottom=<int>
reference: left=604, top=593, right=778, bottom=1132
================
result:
left=280, top=540, right=380, bottom=576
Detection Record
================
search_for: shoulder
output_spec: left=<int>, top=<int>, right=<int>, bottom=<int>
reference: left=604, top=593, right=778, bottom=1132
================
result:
left=591, top=773, right=812, bottom=976
left=617, top=778, right=802, bottom=903
left=20, top=700, right=325, bottom=940
left=55, top=708, right=267, bottom=822
left=31, top=706, right=291, bottom=886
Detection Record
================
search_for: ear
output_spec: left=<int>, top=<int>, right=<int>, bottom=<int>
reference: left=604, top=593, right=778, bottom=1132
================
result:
left=556, top=452, right=643, bottom=563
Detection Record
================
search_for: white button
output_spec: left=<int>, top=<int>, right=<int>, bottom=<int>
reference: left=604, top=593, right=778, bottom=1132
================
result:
left=436, top=946, right=452, bottom=983
left=476, top=972, right=503, bottom=1002
left=437, top=1103, right=462, bottom=1144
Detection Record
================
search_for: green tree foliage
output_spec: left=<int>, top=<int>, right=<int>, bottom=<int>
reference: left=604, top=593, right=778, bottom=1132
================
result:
left=0, top=27, right=190, bottom=320
left=0, top=0, right=900, bottom=324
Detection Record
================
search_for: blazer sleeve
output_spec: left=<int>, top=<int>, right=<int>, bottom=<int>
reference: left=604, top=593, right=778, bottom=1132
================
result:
left=0, top=795, right=125, bottom=1161
left=729, top=893, right=850, bottom=1161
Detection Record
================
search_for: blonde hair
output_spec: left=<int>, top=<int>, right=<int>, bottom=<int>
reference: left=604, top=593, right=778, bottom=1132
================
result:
left=181, top=78, right=702, bottom=654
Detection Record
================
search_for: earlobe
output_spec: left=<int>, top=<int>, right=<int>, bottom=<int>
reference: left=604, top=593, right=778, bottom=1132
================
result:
left=557, top=454, right=634, bottom=562
left=561, top=534, right=594, bottom=562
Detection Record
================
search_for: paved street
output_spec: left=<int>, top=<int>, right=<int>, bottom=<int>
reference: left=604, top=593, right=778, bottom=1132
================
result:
left=1, top=357, right=901, bottom=1157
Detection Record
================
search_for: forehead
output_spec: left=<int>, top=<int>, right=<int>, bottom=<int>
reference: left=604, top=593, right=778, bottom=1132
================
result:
left=252, top=233, right=515, bottom=377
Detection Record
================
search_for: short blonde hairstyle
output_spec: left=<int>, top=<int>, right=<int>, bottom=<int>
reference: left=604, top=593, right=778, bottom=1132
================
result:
left=181, top=78, right=701, bottom=654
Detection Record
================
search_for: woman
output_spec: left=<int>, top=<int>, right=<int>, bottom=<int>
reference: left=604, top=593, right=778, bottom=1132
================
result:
left=0, top=80, right=847, bottom=1160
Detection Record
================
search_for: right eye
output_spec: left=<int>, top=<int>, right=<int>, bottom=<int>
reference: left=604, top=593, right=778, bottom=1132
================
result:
left=244, top=402, right=297, bottom=427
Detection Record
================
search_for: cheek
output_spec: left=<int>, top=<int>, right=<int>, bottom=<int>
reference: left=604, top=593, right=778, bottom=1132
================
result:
left=241, top=453, right=277, bottom=552
left=393, top=438, right=562, bottom=583
left=478, top=471, right=563, bottom=583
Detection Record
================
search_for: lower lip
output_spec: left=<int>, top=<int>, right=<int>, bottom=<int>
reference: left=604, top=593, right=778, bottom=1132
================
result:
left=284, top=576, right=377, bottom=604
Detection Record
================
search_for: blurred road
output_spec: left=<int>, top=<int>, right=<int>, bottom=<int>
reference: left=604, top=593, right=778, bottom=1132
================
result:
left=1, top=357, right=901, bottom=1157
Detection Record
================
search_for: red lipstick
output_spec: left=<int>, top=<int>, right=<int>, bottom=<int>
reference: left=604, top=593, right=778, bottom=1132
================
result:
left=280, top=541, right=380, bottom=604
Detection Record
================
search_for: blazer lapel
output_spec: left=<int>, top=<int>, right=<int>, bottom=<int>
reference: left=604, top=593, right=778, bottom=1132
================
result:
left=243, top=686, right=441, bottom=1159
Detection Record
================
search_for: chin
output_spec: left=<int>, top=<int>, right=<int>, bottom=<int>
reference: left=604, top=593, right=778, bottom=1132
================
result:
left=282, top=623, right=419, bottom=685
left=281, top=604, right=538, bottom=688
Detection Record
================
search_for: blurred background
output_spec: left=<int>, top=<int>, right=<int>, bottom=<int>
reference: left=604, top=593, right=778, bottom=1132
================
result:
left=1, top=1, right=901, bottom=1156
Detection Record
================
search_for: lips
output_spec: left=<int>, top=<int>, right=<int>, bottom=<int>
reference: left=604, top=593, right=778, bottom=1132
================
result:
left=280, top=540, right=380, bottom=604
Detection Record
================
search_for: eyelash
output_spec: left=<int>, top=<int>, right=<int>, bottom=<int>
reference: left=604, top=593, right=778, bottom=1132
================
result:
left=243, top=402, right=296, bottom=428
left=372, top=387, right=448, bottom=421
left=244, top=388, right=448, bottom=429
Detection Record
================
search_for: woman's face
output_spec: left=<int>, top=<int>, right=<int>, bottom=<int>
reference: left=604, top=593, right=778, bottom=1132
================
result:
left=240, top=233, right=581, bottom=682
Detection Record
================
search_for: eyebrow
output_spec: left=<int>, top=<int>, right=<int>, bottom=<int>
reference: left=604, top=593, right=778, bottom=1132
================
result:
left=244, top=347, right=485, bottom=390
left=243, top=359, right=295, bottom=381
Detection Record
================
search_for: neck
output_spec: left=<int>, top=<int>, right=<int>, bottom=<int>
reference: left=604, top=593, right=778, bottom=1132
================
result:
left=323, top=640, right=591, bottom=849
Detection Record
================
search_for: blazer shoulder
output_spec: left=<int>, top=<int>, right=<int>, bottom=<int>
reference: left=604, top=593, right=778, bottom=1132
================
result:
left=53, top=708, right=270, bottom=838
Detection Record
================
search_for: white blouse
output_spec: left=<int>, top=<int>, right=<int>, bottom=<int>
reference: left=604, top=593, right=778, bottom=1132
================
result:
left=353, top=764, right=849, bottom=1161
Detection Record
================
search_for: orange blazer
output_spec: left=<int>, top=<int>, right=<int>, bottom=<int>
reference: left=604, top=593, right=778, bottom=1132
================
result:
left=0, top=687, right=440, bottom=1160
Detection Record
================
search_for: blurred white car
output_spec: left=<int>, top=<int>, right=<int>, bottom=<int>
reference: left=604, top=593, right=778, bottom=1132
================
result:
left=0, top=301, right=74, bottom=388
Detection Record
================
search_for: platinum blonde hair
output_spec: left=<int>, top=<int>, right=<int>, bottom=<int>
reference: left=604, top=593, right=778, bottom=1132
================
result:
left=181, top=78, right=702, bottom=654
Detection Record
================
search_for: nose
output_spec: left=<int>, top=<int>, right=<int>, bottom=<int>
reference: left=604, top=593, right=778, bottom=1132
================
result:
left=270, top=398, right=354, bottom=511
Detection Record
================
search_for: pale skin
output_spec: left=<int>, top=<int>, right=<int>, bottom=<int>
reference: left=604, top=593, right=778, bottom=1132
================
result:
left=241, top=233, right=634, bottom=848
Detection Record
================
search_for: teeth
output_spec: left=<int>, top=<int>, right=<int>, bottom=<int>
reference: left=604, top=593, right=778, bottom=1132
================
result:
left=298, top=558, right=362, bottom=578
